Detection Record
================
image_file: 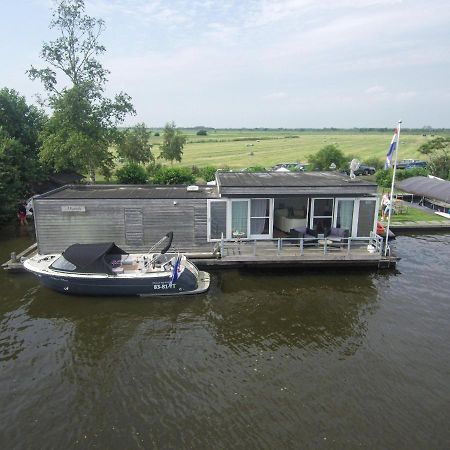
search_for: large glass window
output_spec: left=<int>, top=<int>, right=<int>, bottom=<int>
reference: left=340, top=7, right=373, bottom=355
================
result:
left=210, top=201, right=227, bottom=239
left=311, top=198, right=334, bottom=234
left=232, top=201, right=248, bottom=238
left=250, top=199, right=270, bottom=235
left=335, top=199, right=354, bottom=234
left=357, top=200, right=376, bottom=237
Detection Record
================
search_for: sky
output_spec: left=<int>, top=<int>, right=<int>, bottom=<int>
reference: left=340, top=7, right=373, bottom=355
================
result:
left=1, top=0, right=449, bottom=128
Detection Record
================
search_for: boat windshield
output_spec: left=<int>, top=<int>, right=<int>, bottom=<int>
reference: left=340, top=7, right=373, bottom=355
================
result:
left=50, top=256, right=77, bottom=272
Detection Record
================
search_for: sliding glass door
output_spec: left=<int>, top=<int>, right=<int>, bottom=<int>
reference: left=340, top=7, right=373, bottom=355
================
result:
left=311, top=198, right=334, bottom=235
left=250, top=199, right=270, bottom=238
left=231, top=200, right=248, bottom=238
left=334, top=199, right=355, bottom=235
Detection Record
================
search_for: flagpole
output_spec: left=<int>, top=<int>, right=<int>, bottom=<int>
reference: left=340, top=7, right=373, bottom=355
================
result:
left=384, top=120, right=402, bottom=257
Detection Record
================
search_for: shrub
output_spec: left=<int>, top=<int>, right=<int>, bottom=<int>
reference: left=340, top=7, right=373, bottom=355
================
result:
left=196, top=130, right=207, bottom=136
left=154, top=132, right=160, bottom=136
left=364, top=157, right=384, bottom=171
left=375, top=167, right=430, bottom=187
left=151, top=166, right=196, bottom=185
left=199, top=166, right=217, bottom=182
left=245, top=165, right=267, bottom=173
left=116, top=163, right=148, bottom=184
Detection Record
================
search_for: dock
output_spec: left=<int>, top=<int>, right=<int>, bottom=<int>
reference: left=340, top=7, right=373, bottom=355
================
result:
left=2, top=243, right=38, bottom=271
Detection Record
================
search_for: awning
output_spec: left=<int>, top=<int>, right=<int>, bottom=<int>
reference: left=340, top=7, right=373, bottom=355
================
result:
left=398, top=176, right=450, bottom=205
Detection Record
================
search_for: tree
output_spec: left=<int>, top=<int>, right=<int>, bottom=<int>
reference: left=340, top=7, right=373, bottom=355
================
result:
left=117, top=123, right=153, bottom=164
left=0, top=88, right=45, bottom=223
left=116, top=163, right=148, bottom=184
left=419, top=137, right=450, bottom=180
left=196, top=129, right=207, bottom=136
left=28, top=0, right=134, bottom=182
left=159, top=122, right=186, bottom=164
left=308, top=144, right=347, bottom=170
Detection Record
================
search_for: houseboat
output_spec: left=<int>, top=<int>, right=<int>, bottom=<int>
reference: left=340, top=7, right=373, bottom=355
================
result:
left=29, top=171, right=393, bottom=268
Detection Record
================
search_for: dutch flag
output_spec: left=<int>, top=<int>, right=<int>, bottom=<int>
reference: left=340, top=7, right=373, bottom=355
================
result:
left=385, top=128, right=398, bottom=169
left=171, top=255, right=181, bottom=284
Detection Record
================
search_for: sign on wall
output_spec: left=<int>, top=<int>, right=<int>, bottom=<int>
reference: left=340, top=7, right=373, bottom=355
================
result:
left=61, top=205, right=86, bottom=212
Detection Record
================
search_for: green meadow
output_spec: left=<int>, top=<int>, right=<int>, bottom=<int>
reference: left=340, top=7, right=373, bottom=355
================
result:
left=152, top=130, right=438, bottom=169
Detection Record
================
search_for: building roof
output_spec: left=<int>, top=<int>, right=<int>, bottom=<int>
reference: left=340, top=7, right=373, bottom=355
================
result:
left=216, top=171, right=377, bottom=197
left=398, top=176, right=450, bottom=204
left=36, top=184, right=218, bottom=200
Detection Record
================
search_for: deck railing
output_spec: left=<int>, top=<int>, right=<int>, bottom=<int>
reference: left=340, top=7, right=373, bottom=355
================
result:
left=219, top=232, right=384, bottom=258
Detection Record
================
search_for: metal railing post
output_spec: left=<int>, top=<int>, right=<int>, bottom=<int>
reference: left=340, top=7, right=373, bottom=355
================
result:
left=277, top=238, right=281, bottom=255
left=347, top=238, right=351, bottom=255
left=253, top=240, right=257, bottom=256
left=300, top=238, right=304, bottom=256
left=323, top=239, right=327, bottom=255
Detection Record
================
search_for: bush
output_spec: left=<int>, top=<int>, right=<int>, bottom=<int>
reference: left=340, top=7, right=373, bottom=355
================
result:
left=151, top=166, right=196, bottom=185
left=245, top=165, right=267, bottom=172
left=154, top=132, right=160, bottom=136
left=116, top=163, right=148, bottom=184
left=363, top=157, right=384, bottom=170
left=196, top=130, right=208, bottom=136
left=199, top=166, right=217, bottom=182
left=375, top=167, right=430, bottom=187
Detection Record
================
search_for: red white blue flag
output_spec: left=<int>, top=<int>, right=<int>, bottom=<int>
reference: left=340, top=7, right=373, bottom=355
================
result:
left=170, top=255, right=181, bottom=284
left=385, top=128, right=398, bottom=169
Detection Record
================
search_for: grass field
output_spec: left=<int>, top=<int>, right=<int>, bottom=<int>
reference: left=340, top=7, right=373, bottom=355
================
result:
left=150, top=130, right=437, bottom=169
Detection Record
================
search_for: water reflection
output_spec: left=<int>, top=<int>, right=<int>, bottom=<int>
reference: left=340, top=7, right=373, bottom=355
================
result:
left=22, top=267, right=379, bottom=363
left=209, top=269, right=378, bottom=355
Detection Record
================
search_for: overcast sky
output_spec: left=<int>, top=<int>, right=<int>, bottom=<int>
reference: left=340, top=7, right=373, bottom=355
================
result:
left=1, top=0, right=449, bottom=128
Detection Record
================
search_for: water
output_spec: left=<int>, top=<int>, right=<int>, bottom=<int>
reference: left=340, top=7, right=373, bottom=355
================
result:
left=0, top=227, right=449, bottom=449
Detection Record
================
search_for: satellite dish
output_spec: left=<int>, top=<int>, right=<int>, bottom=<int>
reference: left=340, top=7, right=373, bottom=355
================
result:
left=349, top=159, right=360, bottom=179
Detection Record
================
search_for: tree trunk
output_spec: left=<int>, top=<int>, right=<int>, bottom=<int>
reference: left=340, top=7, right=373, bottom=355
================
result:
left=89, top=167, right=96, bottom=184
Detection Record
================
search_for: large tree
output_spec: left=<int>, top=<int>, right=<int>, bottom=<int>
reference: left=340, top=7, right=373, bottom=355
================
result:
left=0, top=88, right=45, bottom=223
left=308, top=144, right=347, bottom=170
left=159, top=122, right=186, bottom=164
left=117, top=123, right=153, bottom=164
left=28, top=0, right=134, bottom=182
left=418, top=136, right=450, bottom=180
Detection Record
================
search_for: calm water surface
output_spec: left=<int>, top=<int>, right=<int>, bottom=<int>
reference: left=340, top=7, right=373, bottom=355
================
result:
left=0, top=226, right=449, bottom=449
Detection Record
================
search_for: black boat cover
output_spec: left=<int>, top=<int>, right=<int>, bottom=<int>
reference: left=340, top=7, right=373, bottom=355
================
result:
left=60, top=242, right=128, bottom=274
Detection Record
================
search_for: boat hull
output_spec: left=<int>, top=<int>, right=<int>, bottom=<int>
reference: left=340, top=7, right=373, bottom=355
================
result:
left=29, top=268, right=210, bottom=297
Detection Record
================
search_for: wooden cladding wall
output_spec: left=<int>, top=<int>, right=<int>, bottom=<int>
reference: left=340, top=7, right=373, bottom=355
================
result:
left=34, top=198, right=208, bottom=254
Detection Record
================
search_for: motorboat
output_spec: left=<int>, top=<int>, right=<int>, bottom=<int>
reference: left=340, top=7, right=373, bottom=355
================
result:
left=23, top=233, right=210, bottom=297
left=376, top=221, right=396, bottom=240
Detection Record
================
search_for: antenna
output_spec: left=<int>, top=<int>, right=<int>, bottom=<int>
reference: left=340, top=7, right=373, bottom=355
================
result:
left=349, top=158, right=361, bottom=179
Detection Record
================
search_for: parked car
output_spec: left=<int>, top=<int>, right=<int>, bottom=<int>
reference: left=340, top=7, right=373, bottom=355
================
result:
left=396, top=159, right=426, bottom=169
left=404, top=161, right=427, bottom=170
left=346, top=164, right=376, bottom=176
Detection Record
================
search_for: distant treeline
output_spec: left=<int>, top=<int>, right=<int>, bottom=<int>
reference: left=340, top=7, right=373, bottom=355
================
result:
left=120, top=126, right=450, bottom=134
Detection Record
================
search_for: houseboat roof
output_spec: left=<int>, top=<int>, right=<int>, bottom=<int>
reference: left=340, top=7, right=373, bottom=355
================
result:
left=216, top=171, right=377, bottom=197
left=36, top=184, right=219, bottom=200
left=398, top=176, right=450, bottom=205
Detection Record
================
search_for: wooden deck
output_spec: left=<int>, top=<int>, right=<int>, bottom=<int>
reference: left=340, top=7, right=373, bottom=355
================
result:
left=3, top=235, right=396, bottom=273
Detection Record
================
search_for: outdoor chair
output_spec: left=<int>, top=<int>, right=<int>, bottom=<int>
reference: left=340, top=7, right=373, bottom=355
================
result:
left=289, top=226, right=318, bottom=246
left=325, top=227, right=350, bottom=246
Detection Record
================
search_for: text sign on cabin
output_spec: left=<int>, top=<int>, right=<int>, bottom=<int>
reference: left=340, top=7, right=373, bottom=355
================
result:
left=61, top=205, right=86, bottom=212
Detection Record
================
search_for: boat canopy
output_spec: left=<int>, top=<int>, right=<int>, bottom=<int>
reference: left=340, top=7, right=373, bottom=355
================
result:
left=52, top=242, right=128, bottom=274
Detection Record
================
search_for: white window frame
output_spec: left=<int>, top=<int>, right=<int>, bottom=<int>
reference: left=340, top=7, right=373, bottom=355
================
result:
left=207, top=199, right=227, bottom=241
left=333, top=198, right=357, bottom=237
left=310, top=198, right=334, bottom=234
left=207, top=198, right=274, bottom=241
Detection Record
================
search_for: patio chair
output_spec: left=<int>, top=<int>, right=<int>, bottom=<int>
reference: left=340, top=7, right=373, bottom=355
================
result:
left=325, top=227, right=350, bottom=246
left=289, top=226, right=318, bottom=246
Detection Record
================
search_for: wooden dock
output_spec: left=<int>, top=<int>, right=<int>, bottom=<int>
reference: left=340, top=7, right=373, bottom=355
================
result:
left=3, top=237, right=397, bottom=273
left=2, top=243, right=38, bottom=271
